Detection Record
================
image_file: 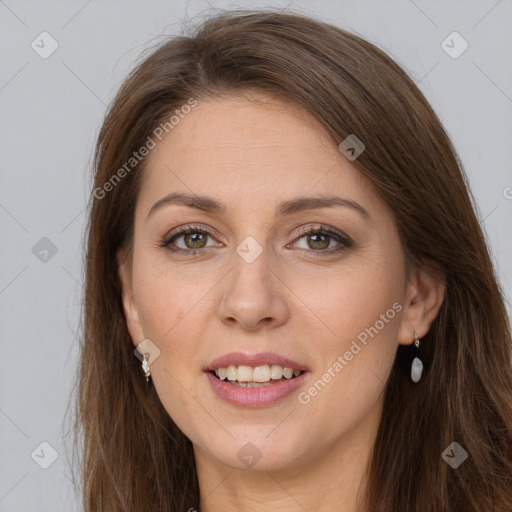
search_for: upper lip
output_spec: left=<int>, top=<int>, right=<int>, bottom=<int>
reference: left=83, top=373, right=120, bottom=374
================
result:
left=205, top=352, right=309, bottom=372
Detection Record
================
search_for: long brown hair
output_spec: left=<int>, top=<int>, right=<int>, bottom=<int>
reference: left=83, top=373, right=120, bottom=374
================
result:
left=69, top=8, right=512, bottom=511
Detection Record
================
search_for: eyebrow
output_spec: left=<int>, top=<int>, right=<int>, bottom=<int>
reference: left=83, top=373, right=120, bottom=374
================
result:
left=146, top=192, right=372, bottom=223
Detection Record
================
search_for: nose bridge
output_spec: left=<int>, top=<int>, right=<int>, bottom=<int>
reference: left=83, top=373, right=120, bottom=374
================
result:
left=218, top=235, right=288, bottom=329
left=228, top=235, right=274, bottom=302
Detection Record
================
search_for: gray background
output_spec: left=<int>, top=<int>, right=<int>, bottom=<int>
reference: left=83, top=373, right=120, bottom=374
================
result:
left=1, top=0, right=511, bottom=510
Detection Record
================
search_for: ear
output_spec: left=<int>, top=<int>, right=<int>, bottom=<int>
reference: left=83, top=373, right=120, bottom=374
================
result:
left=117, top=250, right=144, bottom=347
left=397, top=264, right=446, bottom=345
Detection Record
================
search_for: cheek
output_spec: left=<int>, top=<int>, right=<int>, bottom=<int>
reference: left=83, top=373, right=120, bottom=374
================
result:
left=295, top=260, right=402, bottom=410
left=131, top=268, right=199, bottom=397
left=134, top=259, right=207, bottom=340
left=297, top=260, right=403, bottom=350
left=133, top=267, right=211, bottom=434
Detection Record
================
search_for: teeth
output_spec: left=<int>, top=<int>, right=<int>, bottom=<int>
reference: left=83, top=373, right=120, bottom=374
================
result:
left=229, top=381, right=274, bottom=388
left=253, top=365, right=270, bottom=382
left=236, top=365, right=253, bottom=382
left=270, top=364, right=283, bottom=379
left=226, top=365, right=237, bottom=381
left=282, top=367, right=293, bottom=379
left=213, top=364, right=303, bottom=383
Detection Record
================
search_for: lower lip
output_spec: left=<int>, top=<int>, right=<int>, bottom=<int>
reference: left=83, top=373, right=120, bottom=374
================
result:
left=205, top=371, right=309, bottom=408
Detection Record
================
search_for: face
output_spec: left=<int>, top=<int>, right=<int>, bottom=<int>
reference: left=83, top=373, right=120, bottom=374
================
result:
left=118, top=91, right=418, bottom=472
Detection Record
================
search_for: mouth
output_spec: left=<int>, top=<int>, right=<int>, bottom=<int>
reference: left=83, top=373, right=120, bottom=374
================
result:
left=208, top=364, right=304, bottom=387
left=204, top=353, right=310, bottom=408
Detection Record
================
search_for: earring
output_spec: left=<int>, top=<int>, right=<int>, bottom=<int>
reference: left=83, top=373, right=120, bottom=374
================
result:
left=142, top=353, right=151, bottom=382
left=410, top=332, right=423, bottom=383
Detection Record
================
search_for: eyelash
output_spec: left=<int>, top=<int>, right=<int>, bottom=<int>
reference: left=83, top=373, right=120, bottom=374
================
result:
left=160, top=223, right=353, bottom=257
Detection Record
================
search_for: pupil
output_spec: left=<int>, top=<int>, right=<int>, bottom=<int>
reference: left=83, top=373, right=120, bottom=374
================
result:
left=309, top=233, right=329, bottom=250
left=186, top=232, right=206, bottom=249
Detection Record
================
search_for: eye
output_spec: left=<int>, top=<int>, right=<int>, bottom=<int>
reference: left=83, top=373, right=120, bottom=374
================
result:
left=160, top=223, right=353, bottom=257
left=160, top=224, right=221, bottom=255
left=289, top=225, right=353, bottom=256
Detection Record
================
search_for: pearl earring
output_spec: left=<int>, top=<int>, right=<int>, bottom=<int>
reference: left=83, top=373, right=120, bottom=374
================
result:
left=410, top=332, right=423, bottom=383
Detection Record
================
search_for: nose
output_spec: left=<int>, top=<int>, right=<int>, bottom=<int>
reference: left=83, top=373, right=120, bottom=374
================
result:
left=216, top=247, right=290, bottom=332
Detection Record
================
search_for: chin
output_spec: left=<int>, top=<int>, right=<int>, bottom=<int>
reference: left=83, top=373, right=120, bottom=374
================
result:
left=200, top=429, right=310, bottom=472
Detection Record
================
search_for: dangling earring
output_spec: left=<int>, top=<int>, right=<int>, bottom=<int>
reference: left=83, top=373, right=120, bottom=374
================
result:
left=410, top=332, right=423, bottom=383
left=142, top=352, right=151, bottom=382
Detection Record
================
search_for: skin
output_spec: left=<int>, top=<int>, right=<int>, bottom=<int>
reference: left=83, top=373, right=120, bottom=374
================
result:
left=118, top=91, right=445, bottom=512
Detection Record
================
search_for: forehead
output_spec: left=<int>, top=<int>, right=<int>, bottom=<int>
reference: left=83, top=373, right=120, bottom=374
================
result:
left=138, top=92, right=377, bottom=217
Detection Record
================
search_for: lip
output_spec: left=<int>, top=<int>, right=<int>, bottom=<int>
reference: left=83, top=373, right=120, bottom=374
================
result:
left=205, top=370, right=310, bottom=408
left=205, top=351, right=309, bottom=372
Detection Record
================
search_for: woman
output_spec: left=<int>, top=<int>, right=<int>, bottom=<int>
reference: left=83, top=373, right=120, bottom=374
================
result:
left=73, top=8, right=512, bottom=511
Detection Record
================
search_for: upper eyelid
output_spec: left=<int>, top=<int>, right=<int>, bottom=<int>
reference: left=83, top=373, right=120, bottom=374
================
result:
left=166, top=223, right=346, bottom=238
left=166, top=224, right=221, bottom=242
